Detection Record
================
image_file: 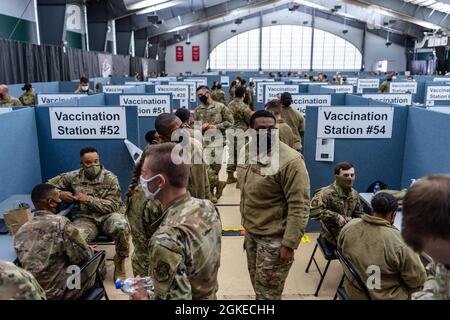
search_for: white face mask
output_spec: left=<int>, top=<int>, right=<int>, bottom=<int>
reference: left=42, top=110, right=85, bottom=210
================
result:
left=81, top=85, right=89, bottom=91
left=140, top=174, right=162, bottom=200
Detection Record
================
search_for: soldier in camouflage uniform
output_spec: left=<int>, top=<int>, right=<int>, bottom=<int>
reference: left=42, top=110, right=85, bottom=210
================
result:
left=401, top=175, right=450, bottom=300
left=226, top=86, right=253, bottom=184
left=0, top=84, right=22, bottom=107
left=310, top=162, right=364, bottom=246
left=237, top=111, right=310, bottom=300
left=19, top=83, right=36, bottom=106
left=194, top=85, right=234, bottom=203
left=74, top=77, right=94, bottom=94
left=49, top=147, right=130, bottom=281
left=14, top=184, right=94, bottom=300
left=131, top=143, right=222, bottom=300
left=248, top=81, right=255, bottom=111
left=265, top=100, right=295, bottom=149
left=379, top=74, right=392, bottom=93
left=0, top=260, right=46, bottom=300
left=211, top=84, right=226, bottom=105
left=279, top=92, right=305, bottom=152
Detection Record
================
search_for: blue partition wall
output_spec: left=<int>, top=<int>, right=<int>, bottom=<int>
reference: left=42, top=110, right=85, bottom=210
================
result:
left=304, top=105, right=409, bottom=193
left=34, top=106, right=140, bottom=195
left=401, top=107, right=450, bottom=186
left=0, top=108, right=42, bottom=201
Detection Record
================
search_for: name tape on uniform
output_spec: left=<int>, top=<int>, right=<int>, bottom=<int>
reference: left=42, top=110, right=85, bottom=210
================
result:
left=426, top=86, right=450, bottom=105
left=264, top=85, right=299, bottom=103
left=119, top=95, right=170, bottom=117
left=0, top=108, right=13, bottom=114
left=170, top=81, right=196, bottom=102
left=257, top=81, right=284, bottom=103
left=322, top=85, right=354, bottom=93
left=291, top=94, right=331, bottom=114
left=357, top=79, right=380, bottom=93
left=103, top=85, right=135, bottom=93
left=37, top=94, right=87, bottom=105
left=362, top=94, right=412, bottom=106
left=389, top=82, right=417, bottom=94
left=49, top=107, right=127, bottom=139
left=427, top=106, right=450, bottom=115
left=155, top=85, right=189, bottom=108
left=317, top=106, right=393, bottom=139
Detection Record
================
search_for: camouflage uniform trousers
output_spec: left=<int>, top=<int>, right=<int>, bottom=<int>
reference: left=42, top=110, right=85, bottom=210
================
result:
left=74, top=213, right=130, bottom=258
left=226, top=135, right=247, bottom=173
left=205, top=147, right=224, bottom=190
left=244, top=232, right=294, bottom=300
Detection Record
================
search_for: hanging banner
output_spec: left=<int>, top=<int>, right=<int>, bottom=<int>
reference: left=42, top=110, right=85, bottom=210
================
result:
left=192, top=45, right=200, bottom=61
left=176, top=46, right=184, bottom=62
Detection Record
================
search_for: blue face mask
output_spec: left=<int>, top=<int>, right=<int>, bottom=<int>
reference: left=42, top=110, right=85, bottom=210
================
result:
left=140, top=174, right=162, bottom=200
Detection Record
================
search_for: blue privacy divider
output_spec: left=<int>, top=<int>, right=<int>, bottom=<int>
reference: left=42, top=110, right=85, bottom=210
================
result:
left=34, top=106, right=139, bottom=195
left=0, top=108, right=42, bottom=201
left=345, top=94, right=371, bottom=105
left=8, top=82, right=60, bottom=99
left=110, top=77, right=135, bottom=85
left=304, top=105, right=409, bottom=194
left=307, top=85, right=336, bottom=94
left=401, top=107, right=450, bottom=187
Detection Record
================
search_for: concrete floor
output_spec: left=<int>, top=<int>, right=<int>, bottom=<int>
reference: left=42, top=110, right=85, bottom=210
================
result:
left=102, top=171, right=343, bottom=300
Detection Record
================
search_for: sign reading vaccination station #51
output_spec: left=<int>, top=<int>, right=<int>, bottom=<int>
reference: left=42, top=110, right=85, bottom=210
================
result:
left=317, top=107, right=394, bottom=139
left=264, top=85, right=299, bottom=103
left=49, top=107, right=127, bottom=139
left=37, top=94, right=87, bottom=105
left=119, top=95, right=170, bottom=117
left=291, top=94, right=331, bottom=114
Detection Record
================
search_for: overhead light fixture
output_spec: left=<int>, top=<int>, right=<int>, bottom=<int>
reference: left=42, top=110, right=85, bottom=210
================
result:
left=231, top=29, right=237, bottom=33
left=136, top=0, right=183, bottom=15
left=126, top=0, right=170, bottom=11
left=272, top=20, right=277, bottom=24
left=235, top=18, right=243, bottom=24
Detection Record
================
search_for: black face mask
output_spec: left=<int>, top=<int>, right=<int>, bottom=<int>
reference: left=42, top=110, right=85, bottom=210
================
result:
left=281, top=99, right=292, bottom=107
left=0, top=93, right=3, bottom=99
left=199, top=95, right=208, bottom=104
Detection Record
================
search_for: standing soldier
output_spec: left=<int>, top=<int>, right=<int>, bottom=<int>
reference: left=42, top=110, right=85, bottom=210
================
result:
left=237, top=110, right=310, bottom=300
left=0, top=260, right=46, bottom=300
left=131, top=143, right=222, bottom=300
left=49, top=147, right=130, bottom=281
left=226, top=86, right=253, bottom=184
left=248, top=81, right=255, bottom=111
left=310, top=162, right=364, bottom=246
left=265, top=100, right=295, bottom=149
left=19, top=83, right=36, bottom=106
left=193, top=85, right=234, bottom=203
left=279, top=92, right=305, bottom=152
left=379, top=74, right=393, bottom=93
left=211, top=83, right=226, bottom=105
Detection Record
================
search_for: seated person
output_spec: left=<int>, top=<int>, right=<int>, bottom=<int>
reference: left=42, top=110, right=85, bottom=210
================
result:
left=74, top=77, right=94, bottom=94
left=0, top=84, right=22, bottom=107
left=337, top=192, right=426, bottom=300
left=402, top=175, right=450, bottom=300
left=19, top=83, right=36, bottom=106
left=14, top=184, right=94, bottom=299
left=49, top=147, right=130, bottom=280
left=265, top=100, right=295, bottom=149
left=0, top=260, right=46, bottom=300
left=310, top=162, right=364, bottom=245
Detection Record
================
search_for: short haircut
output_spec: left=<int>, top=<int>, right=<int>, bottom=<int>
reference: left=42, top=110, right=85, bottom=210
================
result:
left=240, top=79, right=247, bottom=86
left=235, top=86, right=246, bottom=98
left=216, top=84, right=222, bottom=90
left=230, top=80, right=237, bottom=87
left=250, top=110, right=276, bottom=128
left=145, top=130, right=158, bottom=144
left=265, top=100, right=282, bottom=113
left=80, top=77, right=89, bottom=83
left=196, top=85, right=209, bottom=92
left=174, top=108, right=191, bottom=123
left=22, top=83, right=32, bottom=91
left=371, top=192, right=398, bottom=216
left=155, top=113, right=178, bottom=137
left=31, top=183, right=56, bottom=207
left=80, top=147, right=98, bottom=158
left=334, top=162, right=354, bottom=175
left=145, top=142, right=189, bottom=188
left=402, top=175, right=450, bottom=252
left=249, top=81, right=254, bottom=87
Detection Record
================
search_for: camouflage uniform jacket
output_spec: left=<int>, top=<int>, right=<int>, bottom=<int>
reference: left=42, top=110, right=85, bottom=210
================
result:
left=211, top=89, right=226, bottom=105
left=338, top=215, right=426, bottom=300
left=50, top=167, right=124, bottom=223
left=126, top=186, right=165, bottom=277
left=149, top=193, right=222, bottom=300
left=280, top=106, right=304, bottom=151
left=14, top=210, right=93, bottom=300
left=19, top=92, right=36, bottom=106
left=237, top=142, right=310, bottom=250
left=379, top=81, right=389, bottom=93
left=0, top=260, right=46, bottom=300
left=74, top=88, right=94, bottom=94
left=227, top=98, right=252, bottom=131
left=0, top=96, right=22, bottom=107
left=412, top=262, right=449, bottom=300
left=276, top=119, right=295, bottom=149
left=310, top=181, right=364, bottom=245
left=193, top=100, right=234, bottom=132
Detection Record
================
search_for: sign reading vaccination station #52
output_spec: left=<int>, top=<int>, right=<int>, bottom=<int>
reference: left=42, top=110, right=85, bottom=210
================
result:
left=291, top=94, right=331, bottom=114
left=37, top=94, right=87, bottom=105
left=317, top=107, right=394, bottom=139
left=119, top=95, right=170, bottom=117
left=49, top=107, right=127, bottom=139
left=264, top=85, right=299, bottom=103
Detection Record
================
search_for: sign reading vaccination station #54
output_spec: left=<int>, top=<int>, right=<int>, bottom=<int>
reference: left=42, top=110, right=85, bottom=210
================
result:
left=264, top=85, right=299, bottom=103
left=119, top=95, right=170, bottom=117
left=37, top=94, right=87, bottom=105
left=317, top=107, right=394, bottom=139
left=291, top=94, right=331, bottom=114
left=49, top=107, right=127, bottom=139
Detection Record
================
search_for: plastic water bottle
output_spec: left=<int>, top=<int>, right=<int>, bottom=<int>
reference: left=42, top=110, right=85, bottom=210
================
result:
left=373, top=182, right=381, bottom=194
left=115, top=277, right=154, bottom=296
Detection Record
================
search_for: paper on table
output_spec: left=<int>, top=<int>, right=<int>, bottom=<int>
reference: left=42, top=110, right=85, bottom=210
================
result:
left=315, top=138, right=335, bottom=162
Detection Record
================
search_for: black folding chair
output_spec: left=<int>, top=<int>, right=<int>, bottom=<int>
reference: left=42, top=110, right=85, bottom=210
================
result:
left=334, top=248, right=372, bottom=300
left=90, top=232, right=115, bottom=261
left=77, top=250, right=109, bottom=300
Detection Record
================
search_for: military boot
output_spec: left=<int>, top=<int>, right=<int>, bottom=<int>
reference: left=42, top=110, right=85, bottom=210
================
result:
left=210, top=187, right=218, bottom=203
left=216, top=181, right=226, bottom=199
left=226, top=172, right=237, bottom=184
left=113, top=255, right=126, bottom=281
